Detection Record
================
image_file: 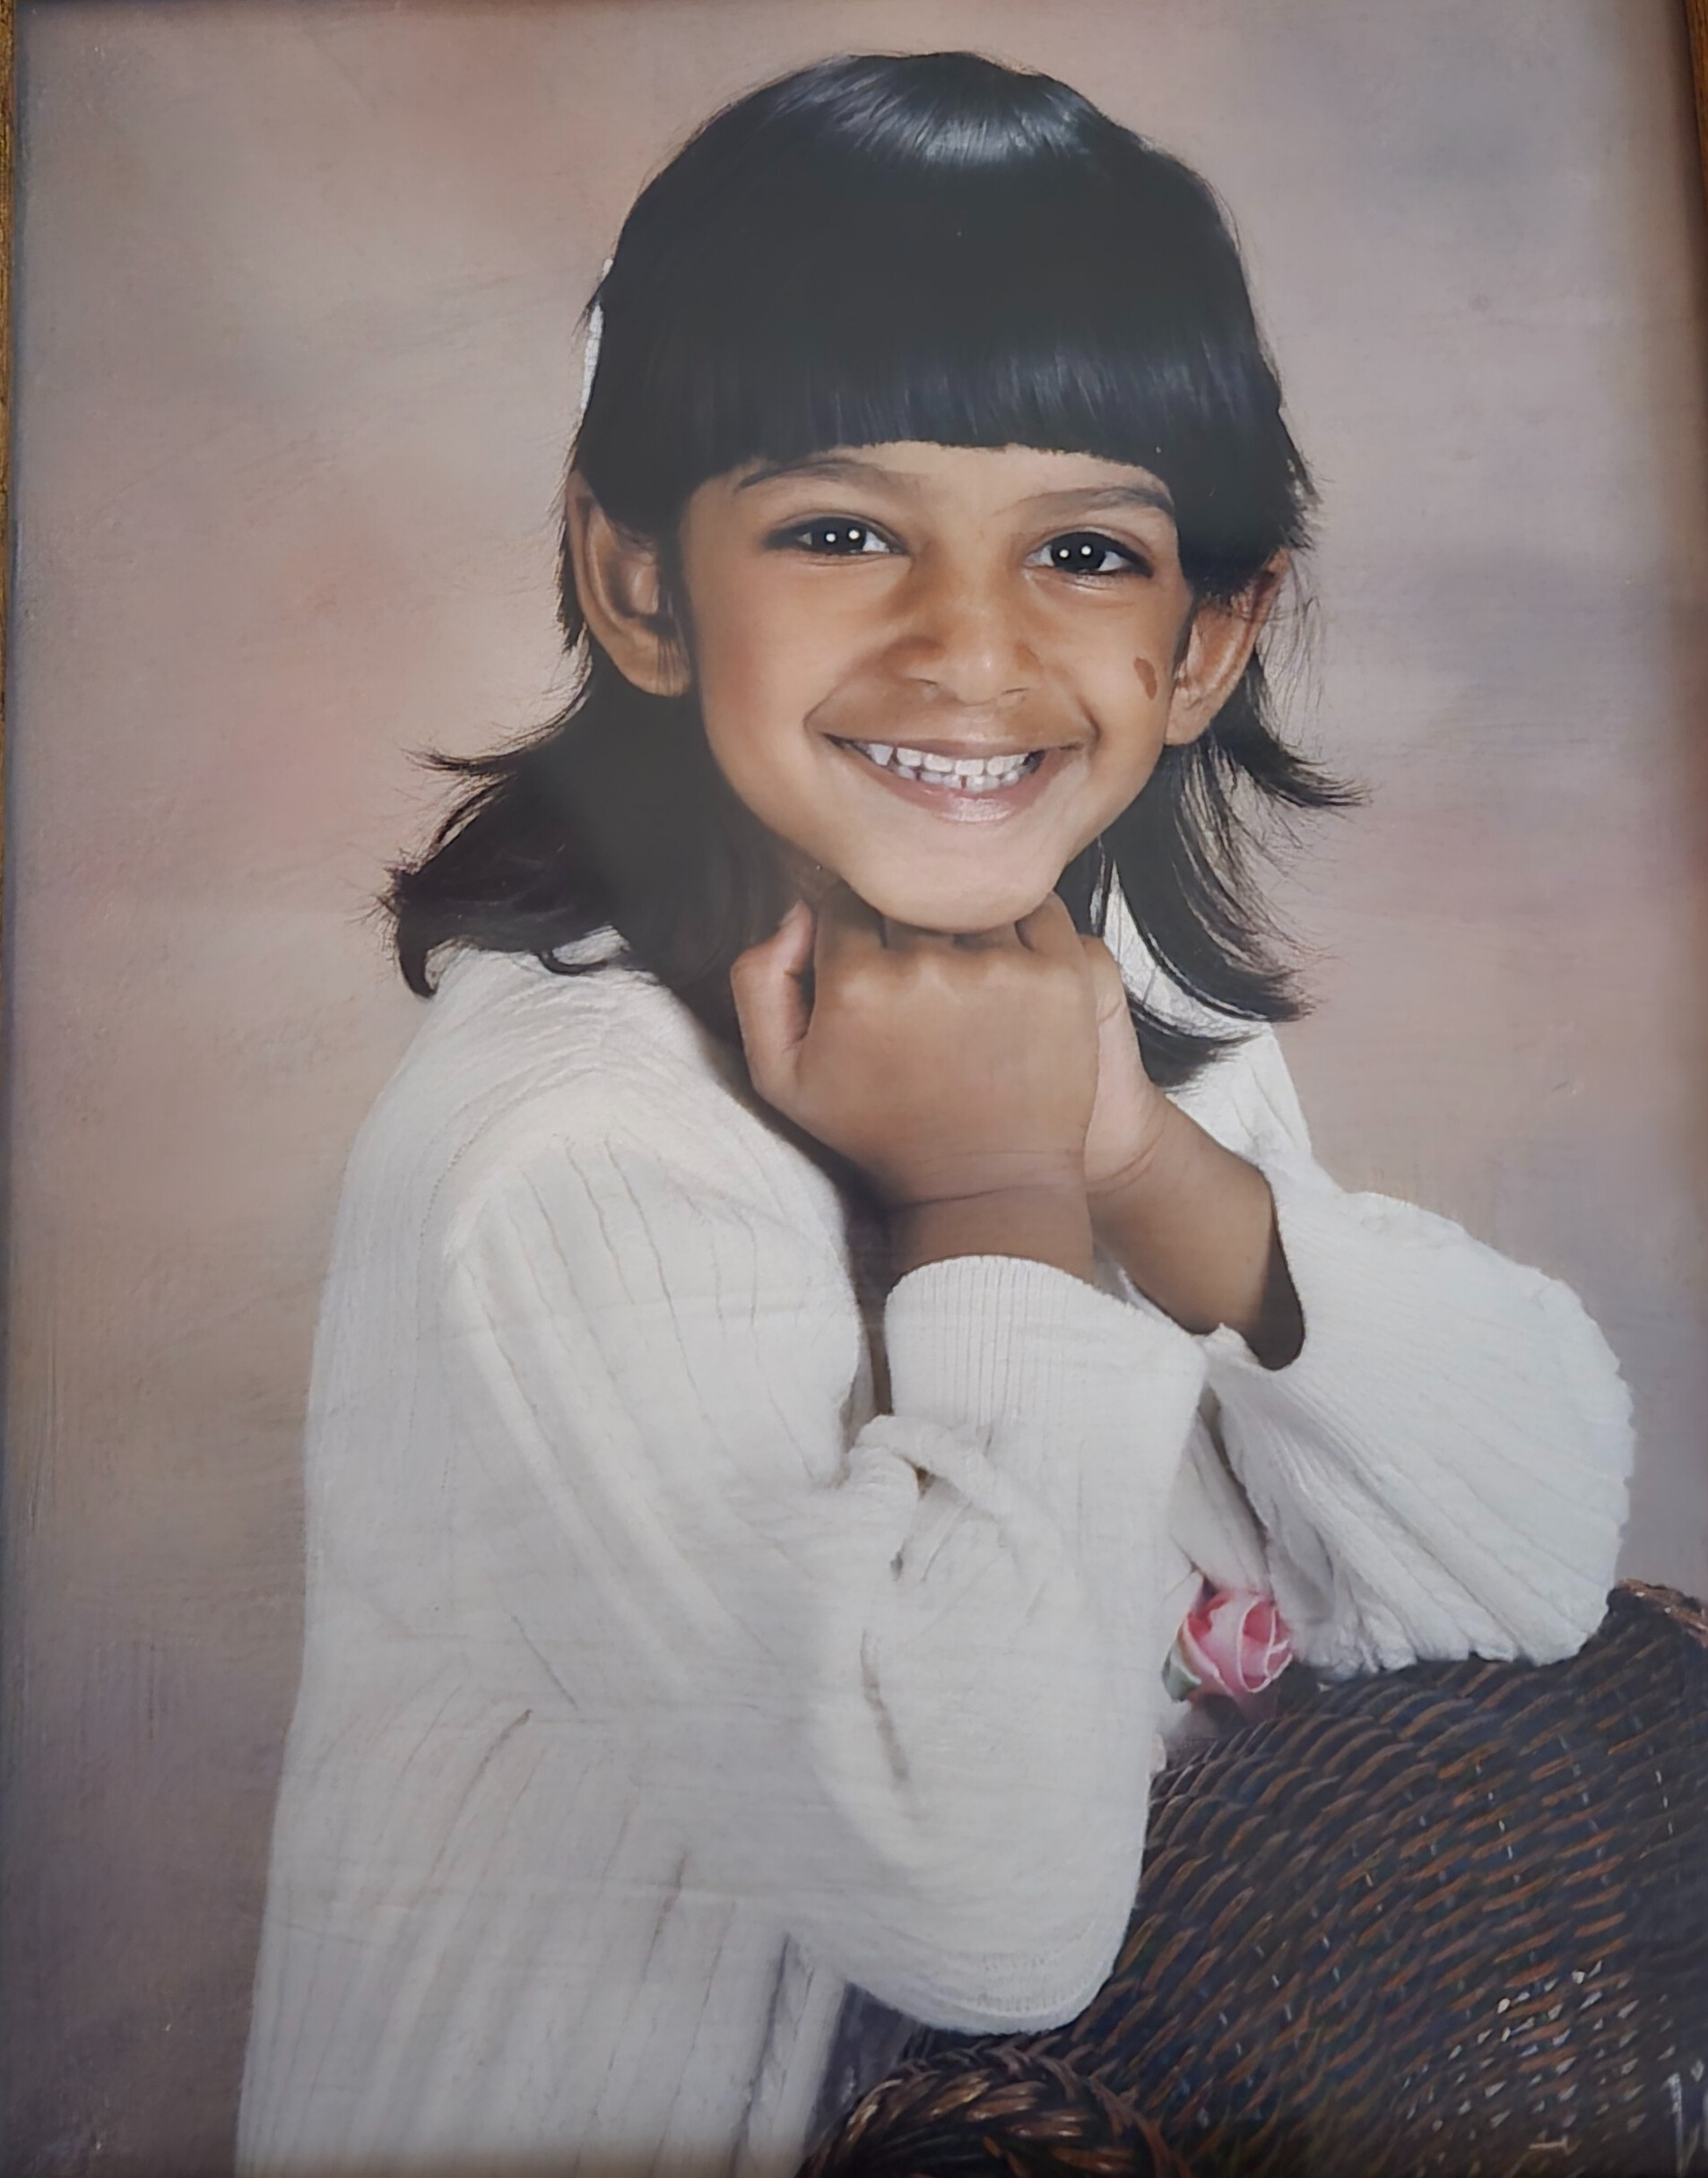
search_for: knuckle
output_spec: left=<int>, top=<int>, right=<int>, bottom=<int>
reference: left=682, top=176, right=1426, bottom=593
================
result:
left=835, top=957, right=889, bottom=1010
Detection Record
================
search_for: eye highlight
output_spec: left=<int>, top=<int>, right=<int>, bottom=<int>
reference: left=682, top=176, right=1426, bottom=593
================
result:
left=1034, top=530, right=1152, bottom=577
left=776, top=517, right=894, bottom=557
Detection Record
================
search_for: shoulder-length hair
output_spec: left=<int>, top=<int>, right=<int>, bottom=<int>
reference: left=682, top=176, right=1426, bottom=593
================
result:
left=387, top=49, right=1354, bottom=1088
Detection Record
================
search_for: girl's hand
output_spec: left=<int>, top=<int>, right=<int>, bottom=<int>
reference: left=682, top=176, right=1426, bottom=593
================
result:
left=730, top=885, right=1101, bottom=1215
left=1079, top=935, right=1175, bottom=1217
left=1075, top=941, right=1305, bottom=1363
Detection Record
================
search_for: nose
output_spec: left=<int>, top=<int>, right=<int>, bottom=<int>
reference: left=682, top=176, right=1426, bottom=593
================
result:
left=885, top=550, right=1039, bottom=709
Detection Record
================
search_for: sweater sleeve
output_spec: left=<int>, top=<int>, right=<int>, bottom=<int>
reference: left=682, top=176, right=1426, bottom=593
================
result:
left=435, top=1115, right=1207, bottom=2034
left=1168, top=1028, right=1634, bottom=1679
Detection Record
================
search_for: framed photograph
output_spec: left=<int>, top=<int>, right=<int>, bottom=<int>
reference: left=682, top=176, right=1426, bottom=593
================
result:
left=4, top=4, right=1705, bottom=2174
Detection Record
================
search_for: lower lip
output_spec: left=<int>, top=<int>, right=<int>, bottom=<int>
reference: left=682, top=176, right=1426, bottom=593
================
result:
left=828, top=741, right=1071, bottom=822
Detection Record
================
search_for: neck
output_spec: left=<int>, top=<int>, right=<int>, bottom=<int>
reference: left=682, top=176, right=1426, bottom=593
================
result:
left=772, top=838, right=837, bottom=913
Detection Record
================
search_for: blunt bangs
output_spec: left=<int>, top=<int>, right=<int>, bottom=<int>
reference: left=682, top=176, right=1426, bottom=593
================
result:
left=575, top=53, right=1313, bottom=586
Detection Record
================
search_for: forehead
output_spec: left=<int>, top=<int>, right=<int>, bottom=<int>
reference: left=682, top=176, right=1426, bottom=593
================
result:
left=726, top=442, right=1177, bottom=516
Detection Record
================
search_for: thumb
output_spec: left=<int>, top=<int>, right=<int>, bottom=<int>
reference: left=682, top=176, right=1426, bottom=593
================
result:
left=1080, top=935, right=1131, bottom=1028
left=729, top=899, right=816, bottom=1103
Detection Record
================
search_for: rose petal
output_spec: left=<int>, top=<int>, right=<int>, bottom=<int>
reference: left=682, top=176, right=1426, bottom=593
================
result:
left=1175, top=1584, right=1293, bottom=1713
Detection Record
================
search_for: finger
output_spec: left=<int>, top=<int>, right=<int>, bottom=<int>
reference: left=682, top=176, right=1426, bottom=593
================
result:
left=1013, top=889, right=1087, bottom=964
left=728, top=899, right=816, bottom=1098
left=878, top=909, right=1031, bottom=952
left=945, top=922, right=1027, bottom=952
left=1080, top=934, right=1133, bottom=1023
left=879, top=917, right=966, bottom=952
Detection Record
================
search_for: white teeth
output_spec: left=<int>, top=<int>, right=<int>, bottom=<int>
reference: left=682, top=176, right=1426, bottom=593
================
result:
left=843, top=739, right=1042, bottom=789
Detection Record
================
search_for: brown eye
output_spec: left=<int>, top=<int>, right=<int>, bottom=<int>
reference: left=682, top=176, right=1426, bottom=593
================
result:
left=1042, top=532, right=1146, bottom=576
left=794, top=520, right=884, bottom=555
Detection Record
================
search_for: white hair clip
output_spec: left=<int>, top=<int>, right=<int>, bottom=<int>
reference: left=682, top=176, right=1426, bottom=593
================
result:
left=577, top=257, right=614, bottom=428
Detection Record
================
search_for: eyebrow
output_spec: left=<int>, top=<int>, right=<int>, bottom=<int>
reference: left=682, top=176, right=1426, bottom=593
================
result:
left=1038, top=482, right=1176, bottom=519
left=733, top=454, right=1175, bottom=518
left=734, top=454, right=917, bottom=492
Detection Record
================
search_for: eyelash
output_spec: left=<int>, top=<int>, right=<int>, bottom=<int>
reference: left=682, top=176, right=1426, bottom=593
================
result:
left=776, top=519, right=1152, bottom=578
left=782, top=519, right=892, bottom=558
left=1040, top=532, right=1153, bottom=578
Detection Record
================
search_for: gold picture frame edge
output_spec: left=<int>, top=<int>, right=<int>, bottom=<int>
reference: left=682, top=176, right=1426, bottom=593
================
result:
left=0, top=0, right=13, bottom=924
left=0, top=0, right=1703, bottom=2163
left=1694, top=0, right=1708, bottom=217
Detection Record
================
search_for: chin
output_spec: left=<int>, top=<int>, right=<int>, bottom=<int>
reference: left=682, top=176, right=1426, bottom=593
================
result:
left=862, top=874, right=1065, bottom=934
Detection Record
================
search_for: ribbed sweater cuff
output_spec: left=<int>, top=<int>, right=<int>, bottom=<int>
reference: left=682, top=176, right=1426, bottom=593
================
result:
left=884, top=1252, right=1206, bottom=1500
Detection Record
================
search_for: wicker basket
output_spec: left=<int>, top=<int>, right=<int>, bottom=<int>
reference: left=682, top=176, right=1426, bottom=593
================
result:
left=799, top=1583, right=1708, bottom=2178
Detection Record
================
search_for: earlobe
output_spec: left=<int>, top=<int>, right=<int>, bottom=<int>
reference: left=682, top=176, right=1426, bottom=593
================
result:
left=564, top=473, right=692, bottom=698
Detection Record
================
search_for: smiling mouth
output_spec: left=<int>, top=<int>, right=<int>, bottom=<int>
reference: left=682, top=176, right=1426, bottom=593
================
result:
left=830, top=738, right=1049, bottom=793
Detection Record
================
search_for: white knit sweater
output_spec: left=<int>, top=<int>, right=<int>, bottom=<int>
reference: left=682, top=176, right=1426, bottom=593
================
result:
left=237, top=891, right=1633, bottom=2178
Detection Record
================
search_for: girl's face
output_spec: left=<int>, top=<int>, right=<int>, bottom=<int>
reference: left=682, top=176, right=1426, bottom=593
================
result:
left=576, top=441, right=1272, bottom=933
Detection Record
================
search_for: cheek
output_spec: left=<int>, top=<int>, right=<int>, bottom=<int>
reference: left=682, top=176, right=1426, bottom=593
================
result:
left=687, top=592, right=795, bottom=742
left=1073, top=635, right=1170, bottom=742
left=689, top=568, right=825, bottom=711
left=1045, top=590, right=1175, bottom=727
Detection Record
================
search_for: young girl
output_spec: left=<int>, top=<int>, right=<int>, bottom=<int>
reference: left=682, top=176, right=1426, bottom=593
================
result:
left=237, top=50, right=1634, bottom=2178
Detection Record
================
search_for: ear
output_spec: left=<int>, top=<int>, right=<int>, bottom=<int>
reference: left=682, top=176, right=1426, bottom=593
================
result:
left=1161, top=552, right=1288, bottom=749
left=563, top=473, right=693, bottom=698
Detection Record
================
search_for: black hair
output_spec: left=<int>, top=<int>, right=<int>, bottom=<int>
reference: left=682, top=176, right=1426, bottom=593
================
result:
left=386, top=49, right=1355, bottom=1086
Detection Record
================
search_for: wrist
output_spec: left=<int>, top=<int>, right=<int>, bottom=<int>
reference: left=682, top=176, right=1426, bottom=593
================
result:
left=1087, top=1101, right=1181, bottom=1235
left=1091, top=1114, right=1303, bottom=1364
left=889, top=1174, right=1097, bottom=1287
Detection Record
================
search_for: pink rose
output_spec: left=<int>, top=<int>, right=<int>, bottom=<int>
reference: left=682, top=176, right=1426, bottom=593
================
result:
left=1174, top=1583, right=1293, bottom=1716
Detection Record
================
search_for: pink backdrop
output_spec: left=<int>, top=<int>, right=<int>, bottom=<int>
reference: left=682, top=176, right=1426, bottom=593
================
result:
left=5, top=2, right=1707, bottom=2168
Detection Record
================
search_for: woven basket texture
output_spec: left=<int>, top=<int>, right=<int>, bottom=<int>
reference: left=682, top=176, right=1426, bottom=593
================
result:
left=798, top=1582, right=1708, bottom=2178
